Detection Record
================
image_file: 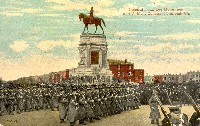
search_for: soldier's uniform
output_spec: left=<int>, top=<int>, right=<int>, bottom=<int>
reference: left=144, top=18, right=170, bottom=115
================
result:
left=43, top=87, right=52, bottom=109
left=162, top=106, right=189, bottom=126
left=52, top=86, right=60, bottom=109
left=148, top=90, right=161, bottom=124
left=68, top=94, right=78, bottom=126
left=189, top=112, right=200, bottom=126
left=0, top=89, right=6, bottom=116
left=105, top=94, right=112, bottom=116
left=58, top=90, right=68, bottom=123
left=77, top=94, right=87, bottom=125
left=84, top=96, right=95, bottom=122
left=93, top=94, right=103, bottom=119
left=38, top=88, right=44, bottom=109
left=15, top=88, right=24, bottom=113
left=7, top=89, right=15, bottom=115
left=100, top=96, right=108, bottom=116
left=110, top=93, right=116, bottom=115
left=24, top=88, right=32, bottom=112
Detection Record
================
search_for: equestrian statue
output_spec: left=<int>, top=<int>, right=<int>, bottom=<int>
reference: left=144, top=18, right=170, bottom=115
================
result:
left=79, top=7, right=106, bottom=34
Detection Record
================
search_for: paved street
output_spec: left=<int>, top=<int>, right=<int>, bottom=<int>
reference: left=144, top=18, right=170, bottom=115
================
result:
left=0, top=105, right=194, bottom=126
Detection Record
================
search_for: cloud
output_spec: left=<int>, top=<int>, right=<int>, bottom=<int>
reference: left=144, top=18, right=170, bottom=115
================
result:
left=96, top=0, right=114, bottom=7
left=0, top=12, right=23, bottom=16
left=108, top=49, right=200, bottom=76
left=0, top=53, right=78, bottom=81
left=22, top=8, right=42, bottom=13
left=39, top=14, right=63, bottom=17
left=133, top=43, right=194, bottom=53
left=9, top=41, right=29, bottom=52
left=115, top=31, right=138, bottom=36
left=47, top=0, right=141, bottom=17
left=148, top=32, right=200, bottom=40
left=186, top=19, right=200, bottom=24
left=130, top=18, right=166, bottom=22
left=37, top=40, right=78, bottom=51
left=160, top=53, right=200, bottom=61
left=148, top=0, right=176, bottom=7
left=138, top=61, right=200, bottom=76
left=107, top=39, right=133, bottom=43
left=0, top=8, right=42, bottom=16
left=118, top=3, right=140, bottom=15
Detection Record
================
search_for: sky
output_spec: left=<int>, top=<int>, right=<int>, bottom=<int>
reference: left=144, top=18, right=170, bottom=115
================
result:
left=0, top=0, right=200, bottom=81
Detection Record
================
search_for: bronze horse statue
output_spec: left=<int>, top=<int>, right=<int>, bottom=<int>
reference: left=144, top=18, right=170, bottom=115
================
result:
left=79, top=13, right=106, bottom=34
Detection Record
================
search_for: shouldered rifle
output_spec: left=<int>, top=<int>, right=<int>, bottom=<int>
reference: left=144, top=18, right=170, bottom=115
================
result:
left=182, top=88, right=200, bottom=116
left=155, top=95, right=172, bottom=126
left=165, top=89, right=173, bottom=106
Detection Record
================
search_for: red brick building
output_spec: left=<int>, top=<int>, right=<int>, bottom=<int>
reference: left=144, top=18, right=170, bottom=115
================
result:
left=54, top=72, right=61, bottom=83
left=133, top=69, right=144, bottom=84
left=53, top=69, right=70, bottom=83
left=62, top=69, right=69, bottom=81
left=107, top=59, right=144, bottom=84
left=153, top=75, right=163, bottom=83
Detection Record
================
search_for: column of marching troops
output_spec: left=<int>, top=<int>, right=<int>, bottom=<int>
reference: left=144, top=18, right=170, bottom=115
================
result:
left=0, top=76, right=141, bottom=126
left=138, top=82, right=200, bottom=105
left=141, top=82, right=200, bottom=126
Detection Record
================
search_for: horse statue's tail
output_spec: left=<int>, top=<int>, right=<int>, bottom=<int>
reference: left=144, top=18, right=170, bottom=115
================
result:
left=101, top=19, right=106, bottom=27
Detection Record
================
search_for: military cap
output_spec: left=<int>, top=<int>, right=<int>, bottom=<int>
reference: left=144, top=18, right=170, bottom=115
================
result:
left=168, top=105, right=181, bottom=111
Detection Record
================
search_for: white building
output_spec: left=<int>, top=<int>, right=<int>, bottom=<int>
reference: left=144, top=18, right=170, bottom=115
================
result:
left=162, top=74, right=179, bottom=83
left=186, top=71, right=200, bottom=83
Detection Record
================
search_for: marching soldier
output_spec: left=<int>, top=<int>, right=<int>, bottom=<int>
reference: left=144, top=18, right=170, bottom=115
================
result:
left=24, top=88, right=32, bottom=112
left=148, top=89, right=161, bottom=125
left=68, top=93, right=78, bottom=126
left=15, top=88, right=24, bottom=113
left=0, top=89, right=6, bottom=116
left=77, top=92, right=86, bottom=125
left=85, top=93, right=95, bottom=122
left=52, top=85, right=60, bottom=110
left=32, top=87, right=39, bottom=110
left=7, top=89, right=15, bottom=115
left=58, top=89, right=68, bottom=123
left=100, top=95, right=108, bottom=116
left=38, top=87, right=44, bottom=109
left=105, top=92, right=112, bottom=116
left=93, top=92, right=103, bottom=119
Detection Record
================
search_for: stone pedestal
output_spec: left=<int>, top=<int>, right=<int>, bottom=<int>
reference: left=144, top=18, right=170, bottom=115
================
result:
left=75, top=34, right=113, bottom=79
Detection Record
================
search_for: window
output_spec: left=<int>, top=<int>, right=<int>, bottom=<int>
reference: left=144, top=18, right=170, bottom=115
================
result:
left=129, top=66, right=131, bottom=70
left=164, top=77, right=166, bottom=80
left=118, top=65, right=120, bottom=70
left=168, top=77, right=171, bottom=80
left=118, top=72, right=120, bottom=76
left=140, top=71, right=143, bottom=76
left=172, top=77, right=174, bottom=80
left=128, top=72, right=132, bottom=76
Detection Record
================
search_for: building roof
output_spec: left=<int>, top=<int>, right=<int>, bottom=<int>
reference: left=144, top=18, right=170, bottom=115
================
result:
left=107, top=59, right=133, bottom=65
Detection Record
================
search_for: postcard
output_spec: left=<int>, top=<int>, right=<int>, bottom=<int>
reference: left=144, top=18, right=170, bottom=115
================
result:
left=0, top=0, right=199, bottom=126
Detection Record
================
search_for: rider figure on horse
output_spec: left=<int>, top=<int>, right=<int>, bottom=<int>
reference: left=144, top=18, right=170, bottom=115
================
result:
left=89, top=7, right=94, bottom=24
